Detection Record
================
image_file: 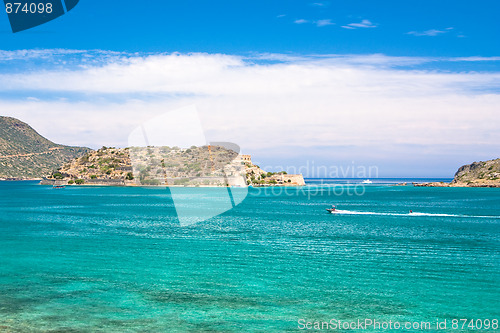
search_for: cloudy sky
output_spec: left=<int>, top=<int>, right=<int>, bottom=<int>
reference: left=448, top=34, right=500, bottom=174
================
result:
left=0, top=1, right=499, bottom=177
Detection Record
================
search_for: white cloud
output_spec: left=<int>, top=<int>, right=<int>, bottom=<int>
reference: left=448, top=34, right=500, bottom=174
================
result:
left=0, top=51, right=499, bottom=175
left=407, top=28, right=454, bottom=37
left=315, top=19, right=334, bottom=27
left=294, top=19, right=308, bottom=24
left=294, top=18, right=334, bottom=28
left=311, top=2, right=329, bottom=7
left=0, top=49, right=84, bottom=61
left=342, top=19, right=377, bottom=29
left=0, top=49, right=124, bottom=62
left=448, top=56, right=500, bottom=62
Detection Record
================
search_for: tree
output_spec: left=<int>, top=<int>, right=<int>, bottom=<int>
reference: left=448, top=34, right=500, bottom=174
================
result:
left=75, top=179, right=84, bottom=185
left=126, top=172, right=134, bottom=180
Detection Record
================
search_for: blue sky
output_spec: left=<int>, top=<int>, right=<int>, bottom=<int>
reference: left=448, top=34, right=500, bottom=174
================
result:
left=1, top=0, right=499, bottom=58
left=0, top=1, right=499, bottom=177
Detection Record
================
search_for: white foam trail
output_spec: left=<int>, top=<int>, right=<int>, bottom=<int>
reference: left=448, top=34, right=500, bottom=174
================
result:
left=409, top=212, right=455, bottom=217
left=330, top=210, right=499, bottom=219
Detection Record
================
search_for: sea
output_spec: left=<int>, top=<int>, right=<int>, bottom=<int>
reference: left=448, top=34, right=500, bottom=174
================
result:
left=0, top=179, right=499, bottom=332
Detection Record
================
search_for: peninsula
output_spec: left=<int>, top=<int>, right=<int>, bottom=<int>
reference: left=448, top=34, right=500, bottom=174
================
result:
left=415, top=158, right=500, bottom=188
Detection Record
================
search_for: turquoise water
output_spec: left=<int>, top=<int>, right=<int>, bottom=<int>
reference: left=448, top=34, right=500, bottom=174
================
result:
left=0, top=181, right=499, bottom=332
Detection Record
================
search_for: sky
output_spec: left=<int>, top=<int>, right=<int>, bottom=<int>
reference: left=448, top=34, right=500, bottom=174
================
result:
left=0, top=0, right=499, bottom=177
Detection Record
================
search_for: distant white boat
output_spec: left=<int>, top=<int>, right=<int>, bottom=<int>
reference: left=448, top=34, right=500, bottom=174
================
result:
left=362, top=179, right=372, bottom=184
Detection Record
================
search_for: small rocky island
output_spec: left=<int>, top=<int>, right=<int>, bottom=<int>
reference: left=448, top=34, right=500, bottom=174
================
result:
left=415, top=158, right=500, bottom=188
left=41, top=146, right=305, bottom=187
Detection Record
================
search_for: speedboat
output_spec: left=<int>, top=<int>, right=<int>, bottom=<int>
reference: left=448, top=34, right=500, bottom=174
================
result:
left=362, top=179, right=372, bottom=184
left=326, top=205, right=337, bottom=213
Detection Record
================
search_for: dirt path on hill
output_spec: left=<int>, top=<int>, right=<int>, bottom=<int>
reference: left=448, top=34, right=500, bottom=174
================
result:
left=0, top=147, right=63, bottom=159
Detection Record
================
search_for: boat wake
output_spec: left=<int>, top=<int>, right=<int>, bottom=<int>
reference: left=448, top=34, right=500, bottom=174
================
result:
left=330, top=210, right=499, bottom=219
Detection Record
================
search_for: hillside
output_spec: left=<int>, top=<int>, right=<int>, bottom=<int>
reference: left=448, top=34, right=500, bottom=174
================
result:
left=415, top=158, right=500, bottom=187
left=41, top=146, right=305, bottom=187
left=0, top=116, right=91, bottom=179
left=450, top=158, right=500, bottom=187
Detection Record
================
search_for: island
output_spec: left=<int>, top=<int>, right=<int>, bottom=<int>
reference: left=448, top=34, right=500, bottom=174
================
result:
left=40, top=146, right=306, bottom=187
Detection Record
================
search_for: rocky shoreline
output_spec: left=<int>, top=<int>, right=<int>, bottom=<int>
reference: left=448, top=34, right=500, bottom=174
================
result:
left=413, top=182, right=500, bottom=188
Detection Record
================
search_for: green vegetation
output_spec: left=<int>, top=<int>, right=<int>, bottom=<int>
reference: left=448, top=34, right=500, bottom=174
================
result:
left=52, top=172, right=63, bottom=180
left=75, top=179, right=84, bottom=185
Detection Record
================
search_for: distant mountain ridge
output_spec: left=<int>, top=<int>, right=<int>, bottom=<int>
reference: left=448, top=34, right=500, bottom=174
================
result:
left=0, top=116, right=91, bottom=179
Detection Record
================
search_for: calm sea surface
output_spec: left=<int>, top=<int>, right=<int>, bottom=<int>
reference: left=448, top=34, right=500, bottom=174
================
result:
left=0, top=180, right=499, bottom=332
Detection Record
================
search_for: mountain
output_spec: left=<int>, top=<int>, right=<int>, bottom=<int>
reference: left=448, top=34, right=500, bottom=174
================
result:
left=450, top=158, right=500, bottom=187
left=0, top=116, right=91, bottom=179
